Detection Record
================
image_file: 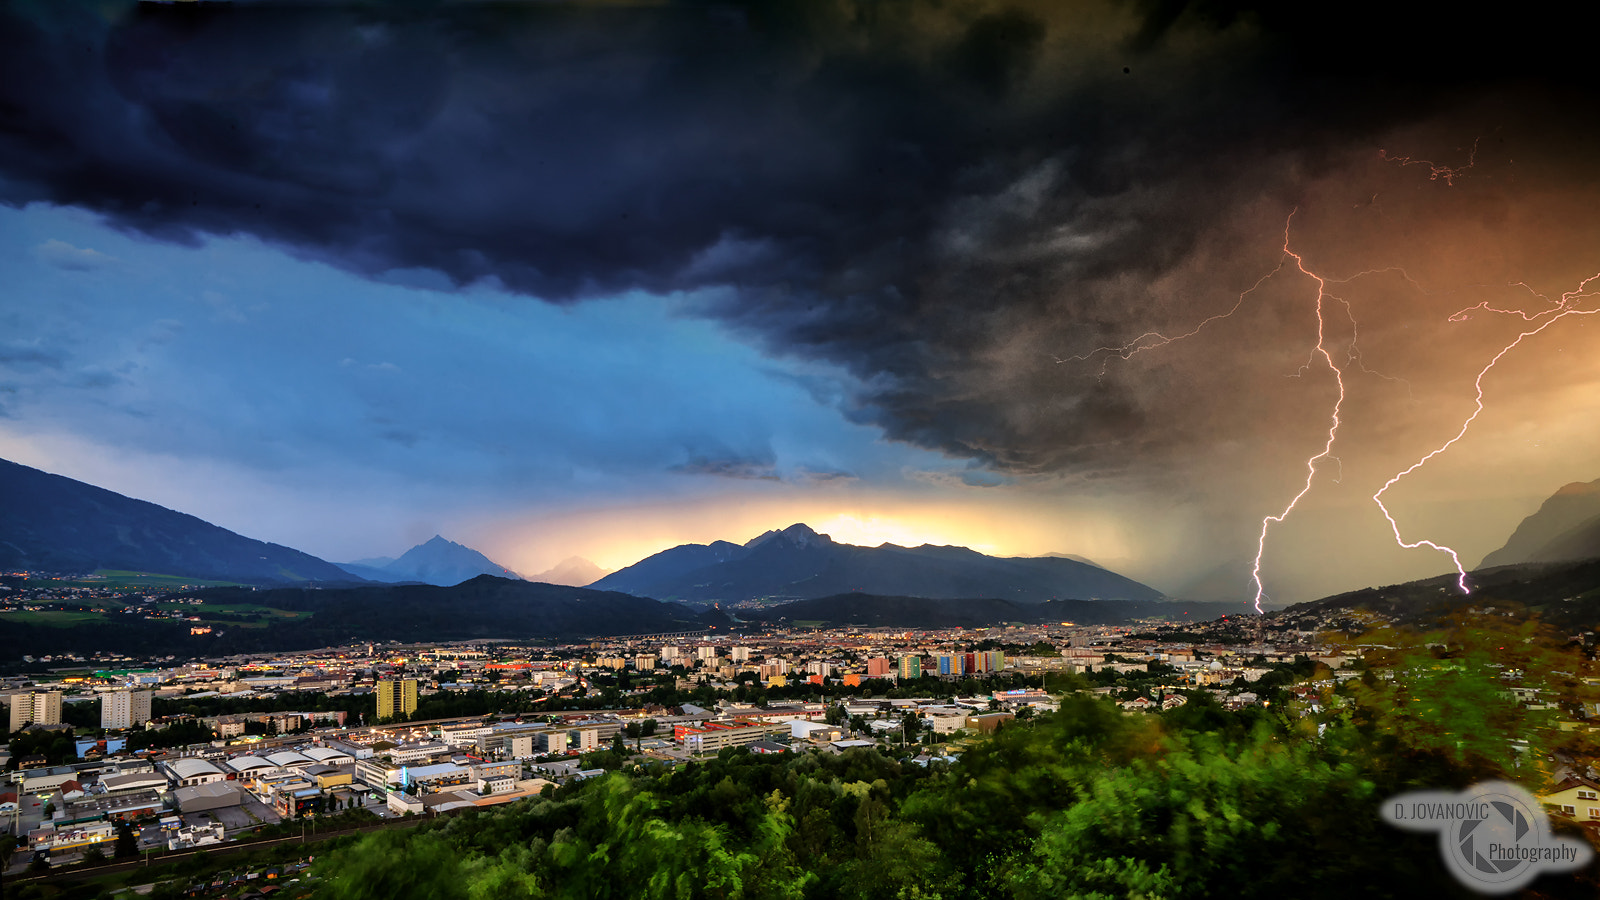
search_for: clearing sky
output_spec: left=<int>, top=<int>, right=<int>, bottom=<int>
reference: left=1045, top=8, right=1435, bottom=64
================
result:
left=2, top=1, right=1598, bottom=604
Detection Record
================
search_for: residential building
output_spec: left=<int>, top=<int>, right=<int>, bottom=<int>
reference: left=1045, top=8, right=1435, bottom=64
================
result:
left=9, top=691, right=62, bottom=731
left=571, top=728, right=599, bottom=753
left=898, top=655, right=922, bottom=680
left=102, top=689, right=153, bottom=730
left=376, top=678, right=418, bottom=720
left=1541, top=775, right=1600, bottom=821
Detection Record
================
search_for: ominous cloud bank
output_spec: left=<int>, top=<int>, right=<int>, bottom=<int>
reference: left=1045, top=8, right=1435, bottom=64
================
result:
left=6, top=1, right=1600, bottom=594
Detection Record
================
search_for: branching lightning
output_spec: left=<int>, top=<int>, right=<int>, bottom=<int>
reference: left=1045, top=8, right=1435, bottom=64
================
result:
left=1249, top=218, right=1348, bottom=614
left=1378, top=138, right=1479, bottom=185
left=1058, top=214, right=1415, bottom=614
left=1054, top=265, right=1284, bottom=377
left=1371, top=272, right=1600, bottom=593
left=1053, top=151, right=1597, bottom=614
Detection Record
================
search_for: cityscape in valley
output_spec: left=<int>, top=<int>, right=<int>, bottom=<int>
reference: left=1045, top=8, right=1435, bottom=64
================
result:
left=6, top=0, right=1600, bottom=897
left=6, top=462, right=1600, bottom=895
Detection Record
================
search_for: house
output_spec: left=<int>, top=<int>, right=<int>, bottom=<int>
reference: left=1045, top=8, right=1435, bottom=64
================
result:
left=1540, top=775, right=1600, bottom=821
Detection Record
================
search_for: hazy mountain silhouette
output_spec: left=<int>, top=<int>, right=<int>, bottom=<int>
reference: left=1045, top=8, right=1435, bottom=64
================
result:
left=0, top=457, right=358, bottom=584
left=1480, top=478, right=1600, bottom=568
left=340, top=535, right=522, bottom=587
left=529, top=556, right=611, bottom=586
left=591, top=523, right=1162, bottom=603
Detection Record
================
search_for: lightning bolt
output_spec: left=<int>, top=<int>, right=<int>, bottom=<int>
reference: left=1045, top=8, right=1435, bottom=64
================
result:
left=1056, top=214, right=1410, bottom=614
left=1333, top=289, right=1418, bottom=401
left=1371, top=272, right=1600, bottom=593
left=1378, top=137, right=1479, bottom=186
left=1054, top=265, right=1284, bottom=377
left=1249, top=218, right=1349, bottom=613
left=1055, top=162, right=1596, bottom=614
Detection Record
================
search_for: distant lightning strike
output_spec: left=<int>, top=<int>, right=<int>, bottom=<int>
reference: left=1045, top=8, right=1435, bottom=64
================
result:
left=1054, top=265, right=1284, bottom=377
left=1378, top=138, right=1479, bottom=185
left=1371, top=272, right=1600, bottom=594
left=1250, top=221, right=1348, bottom=614
left=1057, top=168, right=1597, bottom=613
left=1058, top=214, right=1412, bottom=614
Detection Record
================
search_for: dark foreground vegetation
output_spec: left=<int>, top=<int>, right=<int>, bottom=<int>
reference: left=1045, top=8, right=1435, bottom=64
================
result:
left=309, top=620, right=1600, bottom=899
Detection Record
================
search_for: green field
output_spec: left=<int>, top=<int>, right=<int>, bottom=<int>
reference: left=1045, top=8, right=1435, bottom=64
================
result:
left=152, top=600, right=299, bottom=614
left=71, top=569, right=251, bottom=589
left=1, top=609, right=111, bottom=627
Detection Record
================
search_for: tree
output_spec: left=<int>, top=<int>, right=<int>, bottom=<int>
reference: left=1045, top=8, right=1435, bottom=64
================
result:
left=320, top=830, right=468, bottom=900
left=901, top=713, right=920, bottom=743
left=114, top=820, right=137, bottom=859
left=81, top=844, right=107, bottom=866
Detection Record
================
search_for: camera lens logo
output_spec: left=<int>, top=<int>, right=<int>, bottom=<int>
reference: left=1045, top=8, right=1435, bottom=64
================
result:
left=1451, top=788, right=1534, bottom=886
left=1383, top=781, right=1592, bottom=895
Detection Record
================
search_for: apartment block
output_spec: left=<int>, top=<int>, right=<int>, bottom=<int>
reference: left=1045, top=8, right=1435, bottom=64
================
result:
left=9, top=691, right=62, bottom=731
left=101, top=690, right=153, bottom=730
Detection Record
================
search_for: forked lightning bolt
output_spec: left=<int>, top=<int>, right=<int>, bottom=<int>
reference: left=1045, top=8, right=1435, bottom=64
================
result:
left=1059, top=214, right=1406, bottom=613
left=1057, top=191, right=1597, bottom=613
left=1249, top=221, right=1348, bottom=614
left=1372, top=272, right=1600, bottom=593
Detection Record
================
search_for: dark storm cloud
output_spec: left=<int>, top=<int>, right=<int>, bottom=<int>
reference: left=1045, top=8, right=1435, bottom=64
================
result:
left=2, top=0, right=1593, bottom=482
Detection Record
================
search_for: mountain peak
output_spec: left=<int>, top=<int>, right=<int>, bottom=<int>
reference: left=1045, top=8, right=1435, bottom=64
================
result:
left=590, top=519, right=1162, bottom=604
left=745, top=523, right=831, bottom=550
left=529, top=556, right=611, bottom=587
left=1480, top=477, right=1600, bottom=569
left=386, top=536, right=522, bottom=586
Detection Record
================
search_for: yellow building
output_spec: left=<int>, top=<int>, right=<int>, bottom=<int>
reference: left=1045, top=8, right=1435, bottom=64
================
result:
left=315, top=770, right=354, bottom=791
left=376, top=678, right=418, bottom=720
left=1539, top=775, right=1600, bottom=822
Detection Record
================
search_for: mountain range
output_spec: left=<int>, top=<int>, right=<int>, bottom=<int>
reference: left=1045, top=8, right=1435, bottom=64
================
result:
left=589, top=522, right=1163, bottom=604
left=14, top=454, right=1599, bottom=646
left=1273, top=555, right=1600, bottom=632
left=1480, top=478, right=1600, bottom=569
left=337, top=535, right=522, bottom=586
left=0, top=458, right=357, bottom=584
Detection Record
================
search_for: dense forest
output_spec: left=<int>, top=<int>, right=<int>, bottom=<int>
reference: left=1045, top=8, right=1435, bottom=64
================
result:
left=294, top=618, right=1600, bottom=899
